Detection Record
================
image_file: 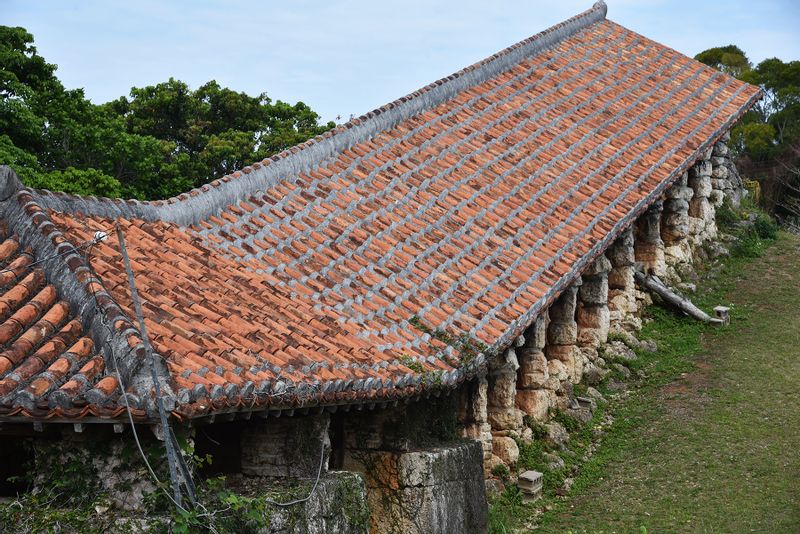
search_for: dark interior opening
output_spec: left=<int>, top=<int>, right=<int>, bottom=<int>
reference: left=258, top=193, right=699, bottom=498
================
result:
left=0, top=437, right=33, bottom=497
left=194, top=422, right=243, bottom=476
left=328, top=412, right=346, bottom=470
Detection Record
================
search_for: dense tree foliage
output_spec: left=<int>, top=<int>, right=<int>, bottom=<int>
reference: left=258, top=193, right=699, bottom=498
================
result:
left=0, top=26, right=335, bottom=199
left=695, top=45, right=753, bottom=78
left=696, top=46, right=800, bottom=224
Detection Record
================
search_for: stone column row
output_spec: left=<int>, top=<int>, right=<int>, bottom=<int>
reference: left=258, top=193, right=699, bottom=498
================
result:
left=467, top=130, right=747, bottom=480
left=688, top=148, right=717, bottom=244
left=661, top=172, right=693, bottom=282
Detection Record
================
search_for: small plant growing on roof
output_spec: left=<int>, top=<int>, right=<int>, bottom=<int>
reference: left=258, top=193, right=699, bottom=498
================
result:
left=407, top=315, right=488, bottom=368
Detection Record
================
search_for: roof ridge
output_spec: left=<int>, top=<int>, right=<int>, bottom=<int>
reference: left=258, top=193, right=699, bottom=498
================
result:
left=30, top=1, right=608, bottom=225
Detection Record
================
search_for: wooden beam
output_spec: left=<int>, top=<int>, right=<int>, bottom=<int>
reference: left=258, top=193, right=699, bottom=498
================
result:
left=634, top=271, right=724, bottom=325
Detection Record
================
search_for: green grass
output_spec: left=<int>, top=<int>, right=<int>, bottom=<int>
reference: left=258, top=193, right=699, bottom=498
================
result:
left=535, top=232, right=800, bottom=532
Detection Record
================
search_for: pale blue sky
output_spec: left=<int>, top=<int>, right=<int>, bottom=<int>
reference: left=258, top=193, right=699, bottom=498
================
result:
left=3, top=1, right=799, bottom=123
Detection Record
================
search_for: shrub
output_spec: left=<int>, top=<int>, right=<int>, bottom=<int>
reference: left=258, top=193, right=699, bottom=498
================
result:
left=552, top=410, right=581, bottom=433
left=731, top=231, right=766, bottom=258
left=492, top=463, right=510, bottom=480
left=715, top=199, right=740, bottom=229
left=753, top=213, right=778, bottom=240
left=523, top=416, right=549, bottom=440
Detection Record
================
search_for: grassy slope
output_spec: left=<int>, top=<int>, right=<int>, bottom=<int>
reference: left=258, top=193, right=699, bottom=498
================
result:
left=538, top=232, right=800, bottom=533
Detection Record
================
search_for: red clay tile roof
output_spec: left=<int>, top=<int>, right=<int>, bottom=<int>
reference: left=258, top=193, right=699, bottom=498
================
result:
left=0, top=1, right=761, bottom=422
left=0, top=217, right=129, bottom=420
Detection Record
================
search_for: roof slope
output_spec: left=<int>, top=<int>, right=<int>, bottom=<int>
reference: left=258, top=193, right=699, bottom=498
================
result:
left=0, top=220, right=105, bottom=412
left=0, top=2, right=761, bottom=421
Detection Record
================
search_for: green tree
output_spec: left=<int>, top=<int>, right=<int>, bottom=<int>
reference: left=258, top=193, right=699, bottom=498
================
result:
left=695, top=45, right=752, bottom=77
left=697, top=46, right=800, bottom=224
left=0, top=25, right=334, bottom=199
left=24, top=167, right=122, bottom=198
left=0, top=26, right=56, bottom=156
left=0, top=134, right=43, bottom=184
left=729, top=122, right=777, bottom=160
left=112, top=78, right=335, bottom=191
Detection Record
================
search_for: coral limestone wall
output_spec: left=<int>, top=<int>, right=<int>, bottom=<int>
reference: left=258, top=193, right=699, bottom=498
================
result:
left=463, top=131, right=744, bottom=485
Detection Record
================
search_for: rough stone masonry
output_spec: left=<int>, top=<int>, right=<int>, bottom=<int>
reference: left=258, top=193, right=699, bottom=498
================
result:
left=460, top=125, right=747, bottom=491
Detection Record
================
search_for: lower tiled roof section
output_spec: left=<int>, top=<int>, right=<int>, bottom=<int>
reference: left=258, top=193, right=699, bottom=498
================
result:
left=0, top=221, right=120, bottom=417
left=49, top=214, right=457, bottom=418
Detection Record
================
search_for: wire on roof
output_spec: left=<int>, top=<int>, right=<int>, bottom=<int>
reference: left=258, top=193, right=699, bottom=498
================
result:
left=0, top=230, right=108, bottom=279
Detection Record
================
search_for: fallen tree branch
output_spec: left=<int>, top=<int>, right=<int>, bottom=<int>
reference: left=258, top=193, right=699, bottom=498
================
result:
left=634, top=271, right=725, bottom=325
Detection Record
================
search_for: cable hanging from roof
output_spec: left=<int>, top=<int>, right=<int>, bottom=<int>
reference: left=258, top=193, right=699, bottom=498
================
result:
left=81, top=224, right=327, bottom=521
left=115, top=224, right=195, bottom=508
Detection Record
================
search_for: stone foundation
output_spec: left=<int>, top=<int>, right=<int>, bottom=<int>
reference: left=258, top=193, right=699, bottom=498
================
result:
left=338, top=396, right=488, bottom=533
left=30, top=430, right=161, bottom=512
left=487, top=347, right=524, bottom=434
left=345, top=442, right=487, bottom=534
left=21, top=425, right=369, bottom=534
left=634, top=200, right=667, bottom=313
left=546, top=282, right=582, bottom=397
left=516, top=315, right=555, bottom=422
left=459, top=373, right=493, bottom=469
left=710, top=131, right=741, bottom=207
left=576, top=256, right=611, bottom=381
left=261, top=472, right=369, bottom=534
left=635, top=199, right=666, bottom=277
left=485, top=345, right=524, bottom=467
left=576, top=256, right=611, bottom=348
left=241, top=414, right=330, bottom=478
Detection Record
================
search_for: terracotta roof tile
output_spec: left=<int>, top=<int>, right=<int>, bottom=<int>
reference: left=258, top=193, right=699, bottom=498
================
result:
left=0, top=228, right=103, bottom=412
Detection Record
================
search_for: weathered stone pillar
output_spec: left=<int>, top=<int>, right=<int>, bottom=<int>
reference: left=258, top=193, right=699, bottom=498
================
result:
left=487, top=347, right=523, bottom=466
left=709, top=143, right=729, bottom=208
left=576, top=255, right=611, bottom=356
left=606, top=227, right=640, bottom=331
left=459, top=373, right=493, bottom=468
left=515, top=315, right=556, bottom=422
left=661, top=172, right=693, bottom=281
left=709, top=131, right=745, bottom=208
left=635, top=199, right=666, bottom=277
left=545, top=281, right=582, bottom=386
left=241, top=414, right=331, bottom=478
left=688, top=149, right=717, bottom=244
